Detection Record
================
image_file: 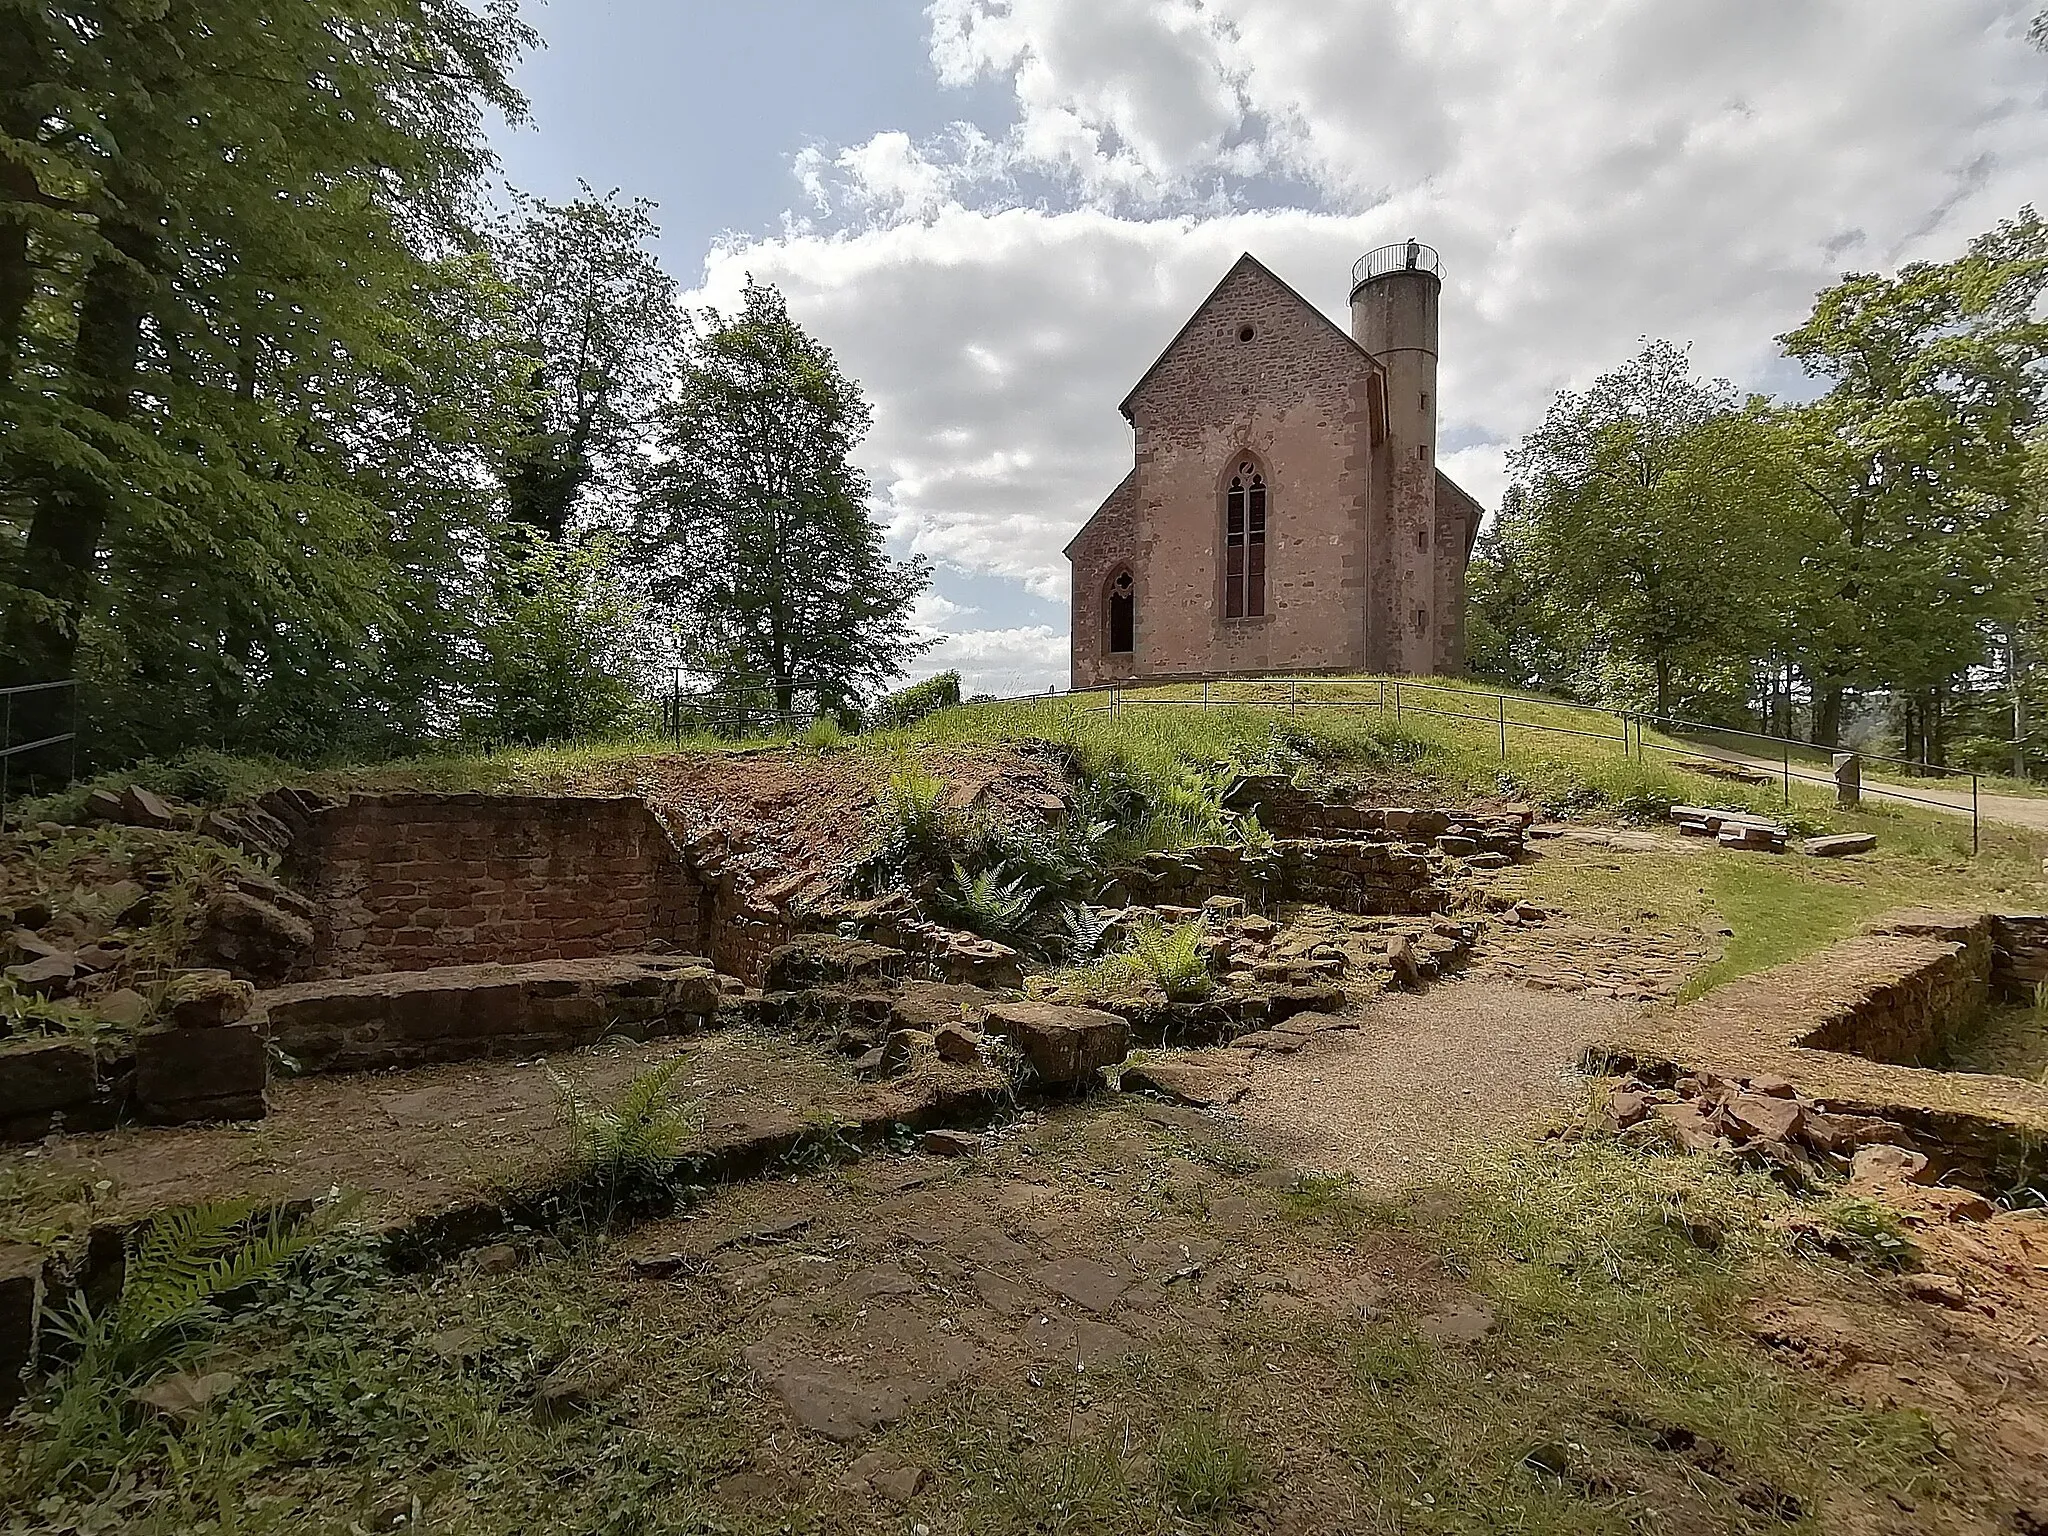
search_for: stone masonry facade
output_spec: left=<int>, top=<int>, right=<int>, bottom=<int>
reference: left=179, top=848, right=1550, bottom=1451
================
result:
left=1065, top=252, right=1484, bottom=688
left=292, top=793, right=704, bottom=978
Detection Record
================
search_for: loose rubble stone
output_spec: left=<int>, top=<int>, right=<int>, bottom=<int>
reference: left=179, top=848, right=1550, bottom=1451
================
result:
left=1903, top=1273, right=1967, bottom=1308
left=198, top=888, right=314, bottom=985
left=1850, top=1145, right=1931, bottom=1189
left=164, top=969, right=255, bottom=1029
left=532, top=1361, right=621, bottom=1426
left=981, top=1000, right=1129, bottom=1086
left=919, top=1128, right=983, bottom=1157
left=5, top=953, right=76, bottom=995
left=133, top=1370, right=239, bottom=1420
left=96, top=988, right=151, bottom=1029
left=120, top=785, right=181, bottom=829
left=932, top=1024, right=983, bottom=1064
left=1725, top=1092, right=1804, bottom=1144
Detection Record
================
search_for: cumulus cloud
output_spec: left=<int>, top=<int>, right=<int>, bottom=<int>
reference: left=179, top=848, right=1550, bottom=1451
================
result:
left=686, top=0, right=2048, bottom=693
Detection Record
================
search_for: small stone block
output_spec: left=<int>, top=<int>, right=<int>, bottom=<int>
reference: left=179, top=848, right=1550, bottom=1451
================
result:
left=136, top=1023, right=267, bottom=1111
left=0, top=1038, right=96, bottom=1119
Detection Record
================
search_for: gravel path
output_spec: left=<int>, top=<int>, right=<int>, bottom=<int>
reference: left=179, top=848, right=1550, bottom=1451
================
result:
left=1228, top=981, right=1629, bottom=1190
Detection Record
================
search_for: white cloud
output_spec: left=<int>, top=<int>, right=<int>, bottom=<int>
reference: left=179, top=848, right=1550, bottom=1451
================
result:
left=690, top=0, right=2048, bottom=683
left=919, top=623, right=1070, bottom=697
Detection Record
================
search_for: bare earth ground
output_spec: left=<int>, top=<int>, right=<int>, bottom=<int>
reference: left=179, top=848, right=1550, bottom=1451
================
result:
left=1227, top=982, right=1624, bottom=1190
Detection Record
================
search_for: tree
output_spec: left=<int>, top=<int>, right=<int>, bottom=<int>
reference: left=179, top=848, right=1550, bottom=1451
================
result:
left=636, top=279, right=932, bottom=711
left=1500, top=341, right=1814, bottom=717
left=467, top=530, right=659, bottom=745
left=497, top=187, right=680, bottom=542
left=0, top=1, right=534, bottom=765
left=1777, top=208, right=2048, bottom=752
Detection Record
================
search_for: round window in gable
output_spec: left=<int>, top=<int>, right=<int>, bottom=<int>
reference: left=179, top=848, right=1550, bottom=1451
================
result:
left=1237, top=324, right=1256, bottom=342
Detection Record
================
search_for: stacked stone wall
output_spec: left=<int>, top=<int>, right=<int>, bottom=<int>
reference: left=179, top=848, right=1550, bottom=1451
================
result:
left=294, top=794, right=704, bottom=979
left=1115, top=838, right=1444, bottom=916
left=255, top=956, right=721, bottom=1073
left=1993, top=915, right=2048, bottom=1000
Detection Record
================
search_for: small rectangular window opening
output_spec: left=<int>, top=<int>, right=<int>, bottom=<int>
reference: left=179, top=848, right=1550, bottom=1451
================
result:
left=1417, top=446, right=1429, bottom=463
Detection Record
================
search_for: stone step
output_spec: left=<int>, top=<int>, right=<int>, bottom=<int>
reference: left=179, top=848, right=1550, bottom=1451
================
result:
left=254, top=954, right=724, bottom=1074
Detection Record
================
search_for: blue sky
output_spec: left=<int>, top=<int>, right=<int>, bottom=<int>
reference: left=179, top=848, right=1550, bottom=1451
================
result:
left=489, top=0, right=2048, bottom=696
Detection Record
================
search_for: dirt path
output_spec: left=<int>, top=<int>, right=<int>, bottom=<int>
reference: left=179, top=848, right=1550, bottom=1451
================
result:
left=1682, top=740, right=2048, bottom=833
left=1225, top=981, right=1627, bottom=1190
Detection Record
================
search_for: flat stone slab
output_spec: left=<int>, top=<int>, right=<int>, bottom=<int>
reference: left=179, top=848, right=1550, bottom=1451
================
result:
left=1803, top=833, right=1878, bottom=858
left=1120, top=1052, right=1254, bottom=1107
left=254, top=954, right=722, bottom=1072
left=982, top=1000, right=1130, bottom=1085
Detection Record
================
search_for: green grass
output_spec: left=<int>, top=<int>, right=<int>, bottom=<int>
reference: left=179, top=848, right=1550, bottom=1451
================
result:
left=1676, top=859, right=1919, bottom=999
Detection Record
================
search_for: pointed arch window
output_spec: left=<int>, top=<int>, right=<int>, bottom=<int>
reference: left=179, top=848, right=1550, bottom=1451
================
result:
left=1224, top=459, right=1267, bottom=619
left=1105, top=568, right=1135, bottom=654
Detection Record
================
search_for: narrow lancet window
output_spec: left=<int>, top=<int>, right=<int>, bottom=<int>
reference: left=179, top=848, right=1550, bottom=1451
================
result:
left=1106, top=569, right=1135, bottom=654
left=1224, top=460, right=1267, bottom=619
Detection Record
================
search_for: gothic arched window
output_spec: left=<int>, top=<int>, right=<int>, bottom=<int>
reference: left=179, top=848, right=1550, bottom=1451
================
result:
left=1223, top=458, right=1267, bottom=619
left=1105, top=568, right=1135, bottom=655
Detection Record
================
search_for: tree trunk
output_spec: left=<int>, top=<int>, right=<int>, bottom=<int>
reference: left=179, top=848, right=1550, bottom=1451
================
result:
left=1814, top=684, right=1844, bottom=749
left=2, top=215, right=158, bottom=767
left=2015, top=634, right=2031, bottom=781
left=1653, top=655, right=1671, bottom=719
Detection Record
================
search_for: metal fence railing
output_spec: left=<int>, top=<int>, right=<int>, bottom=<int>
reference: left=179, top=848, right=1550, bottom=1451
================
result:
left=662, top=677, right=836, bottom=745
left=976, top=673, right=1985, bottom=855
left=0, top=678, right=80, bottom=815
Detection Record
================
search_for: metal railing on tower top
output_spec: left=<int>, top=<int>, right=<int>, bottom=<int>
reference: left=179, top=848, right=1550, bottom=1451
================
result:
left=1353, top=241, right=1442, bottom=287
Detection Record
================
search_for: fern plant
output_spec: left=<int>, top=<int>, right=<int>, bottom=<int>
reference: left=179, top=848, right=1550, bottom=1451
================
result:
left=930, top=862, right=1042, bottom=948
left=25, top=1197, right=336, bottom=1490
left=1130, top=917, right=1215, bottom=1002
left=48, top=1199, right=334, bottom=1385
left=1045, top=901, right=1116, bottom=963
left=549, top=1055, right=703, bottom=1194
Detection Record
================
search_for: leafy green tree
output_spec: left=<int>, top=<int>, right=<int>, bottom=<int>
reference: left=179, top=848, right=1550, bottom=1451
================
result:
left=497, top=187, right=680, bottom=542
left=0, top=0, right=533, bottom=763
left=1500, top=340, right=1814, bottom=717
left=1777, top=208, right=2048, bottom=751
left=636, top=279, right=932, bottom=712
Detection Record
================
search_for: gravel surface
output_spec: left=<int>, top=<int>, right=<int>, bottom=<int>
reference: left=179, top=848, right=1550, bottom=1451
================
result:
left=1228, top=980, right=1629, bottom=1190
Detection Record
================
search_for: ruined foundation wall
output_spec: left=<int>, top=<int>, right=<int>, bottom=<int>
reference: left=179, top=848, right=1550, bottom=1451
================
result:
left=294, top=794, right=705, bottom=978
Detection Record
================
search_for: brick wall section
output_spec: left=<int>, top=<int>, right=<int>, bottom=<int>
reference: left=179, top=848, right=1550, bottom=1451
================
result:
left=1114, top=839, right=1446, bottom=917
left=294, top=794, right=705, bottom=978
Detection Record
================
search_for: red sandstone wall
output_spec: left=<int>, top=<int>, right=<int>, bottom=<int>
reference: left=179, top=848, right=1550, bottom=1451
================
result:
left=295, top=794, right=705, bottom=978
left=1068, top=472, right=1139, bottom=690
left=1071, top=261, right=1378, bottom=685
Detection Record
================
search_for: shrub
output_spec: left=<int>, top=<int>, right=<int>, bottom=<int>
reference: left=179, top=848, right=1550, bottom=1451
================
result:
left=867, top=670, right=963, bottom=730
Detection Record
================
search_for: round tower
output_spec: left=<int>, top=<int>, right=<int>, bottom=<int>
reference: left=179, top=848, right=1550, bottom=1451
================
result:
left=1350, top=240, right=1442, bottom=674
